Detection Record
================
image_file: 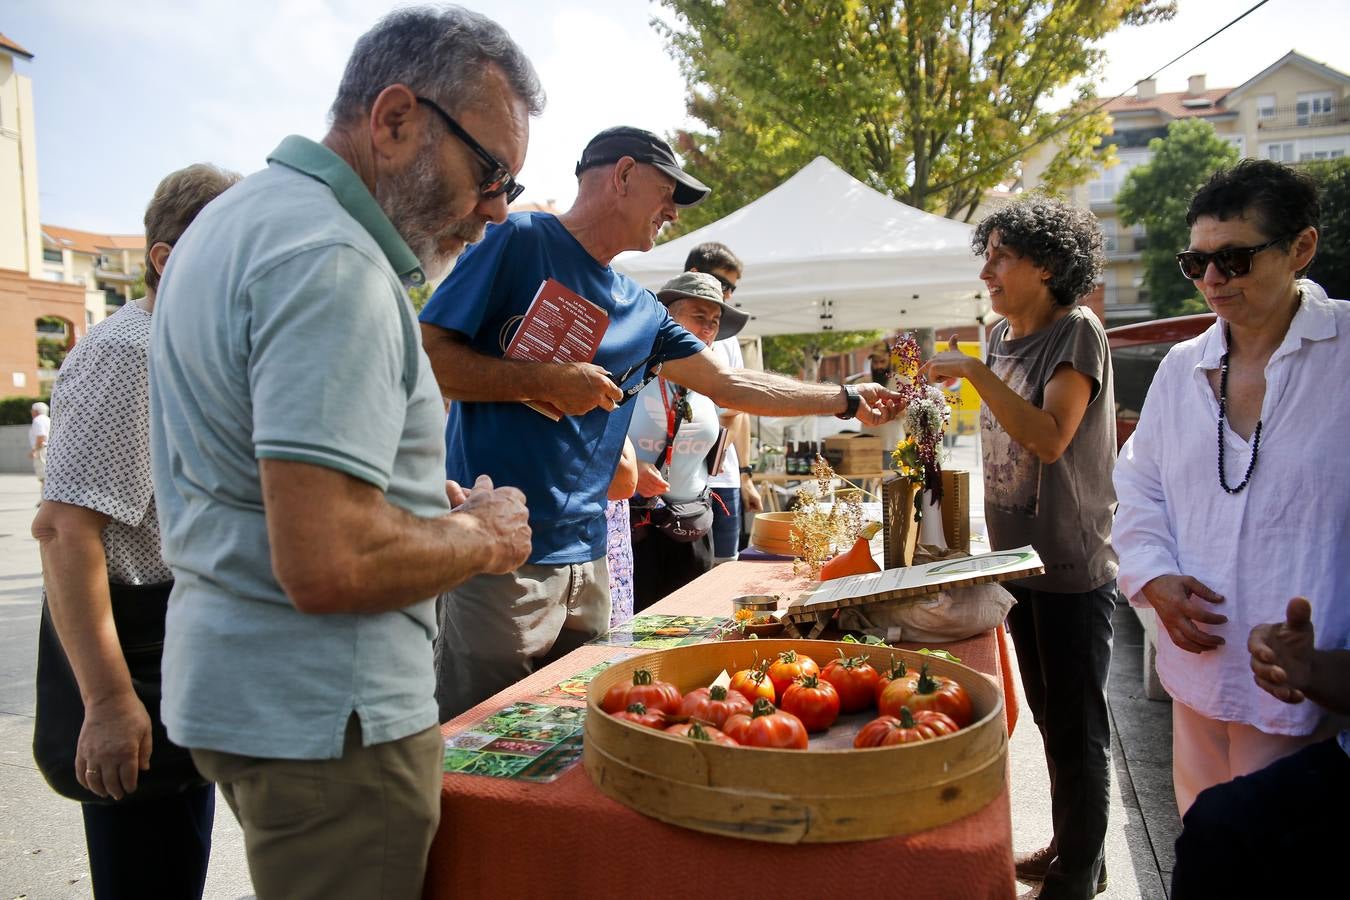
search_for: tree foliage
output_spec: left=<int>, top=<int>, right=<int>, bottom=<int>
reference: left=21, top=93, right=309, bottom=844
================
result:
left=1116, top=118, right=1239, bottom=318
left=1305, top=157, right=1350, bottom=300
left=654, top=0, right=1173, bottom=234
left=762, top=330, right=883, bottom=380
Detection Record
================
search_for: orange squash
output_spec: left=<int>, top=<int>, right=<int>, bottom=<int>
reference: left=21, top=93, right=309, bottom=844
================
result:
left=819, top=522, right=882, bottom=580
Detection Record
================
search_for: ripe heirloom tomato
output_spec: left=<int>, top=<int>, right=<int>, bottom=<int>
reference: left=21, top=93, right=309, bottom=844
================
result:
left=877, top=663, right=973, bottom=727
left=611, top=703, right=667, bottom=729
left=780, top=674, right=841, bottom=733
left=664, top=720, right=740, bottom=746
left=722, top=698, right=809, bottom=749
left=820, top=651, right=880, bottom=713
left=767, top=650, right=820, bottom=699
left=601, top=669, right=683, bottom=716
left=853, top=708, right=960, bottom=747
left=875, top=657, right=914, bottom=703
left=729, top=664, right=777, bottom=705
left=678, top=685, right=753, bottom=729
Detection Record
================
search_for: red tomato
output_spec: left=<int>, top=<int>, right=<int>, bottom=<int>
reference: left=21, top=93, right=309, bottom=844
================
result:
left=678, top=685, right=753, bottom=729
left=820, top=651, right=881, bottom=713
left=874, top=656, right=914, bottom=703
left=877, top=663, right=973, bottom=727
left=601, top=669, right=682, bottom=716
left=766, top=650, right=820, bottom=699
left=611, top=703, right=667, bottom=729
left=722, top=698, right=809, bottom=749
left=853, top=708, right=961, bottom=747
left=664, top=720, right=739, bottom=746
left=729, top=665, right=777, bottom=705
left=780, top=674, right=841, bottom=733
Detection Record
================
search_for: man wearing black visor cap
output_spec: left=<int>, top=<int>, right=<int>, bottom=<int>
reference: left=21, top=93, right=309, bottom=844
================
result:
left=574, top=126, right=710, bottom=207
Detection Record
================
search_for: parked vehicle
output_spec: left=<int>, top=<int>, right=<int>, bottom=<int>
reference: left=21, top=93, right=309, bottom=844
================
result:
left=1107, top=313, right=1216, bottom=450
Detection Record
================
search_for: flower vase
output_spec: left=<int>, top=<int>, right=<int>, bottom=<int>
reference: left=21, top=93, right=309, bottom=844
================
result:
left=917, top=488, right=948, bottom=549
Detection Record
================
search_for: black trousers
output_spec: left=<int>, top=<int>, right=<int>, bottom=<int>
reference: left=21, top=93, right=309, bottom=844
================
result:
left=1173, top=736, right=1350, bottom=898
left=1006, top=581, right=1115, bottom=900
left=632, top=529, right=713, bottom=613
left=81, top=782, right=215, bottom=899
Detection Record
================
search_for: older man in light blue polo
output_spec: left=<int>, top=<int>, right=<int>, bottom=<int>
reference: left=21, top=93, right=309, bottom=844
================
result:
left=148, top=9, right=541, bottom=898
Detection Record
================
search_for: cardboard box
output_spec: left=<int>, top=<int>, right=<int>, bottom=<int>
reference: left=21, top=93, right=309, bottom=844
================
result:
left=822, top=432, right=884, bottom=475
left=940, top=469, right=971, bottom=554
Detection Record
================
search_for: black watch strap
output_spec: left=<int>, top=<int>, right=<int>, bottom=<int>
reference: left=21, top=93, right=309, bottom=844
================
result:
left=835, top=384, right=861, bottom=420
left=739, top=465, right=754, bottom=475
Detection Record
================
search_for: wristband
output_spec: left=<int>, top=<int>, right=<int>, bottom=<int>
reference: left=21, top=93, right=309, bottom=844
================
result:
left=739, top=466, right=754, bottom=476
left=835, top=383, right=861, bottom=420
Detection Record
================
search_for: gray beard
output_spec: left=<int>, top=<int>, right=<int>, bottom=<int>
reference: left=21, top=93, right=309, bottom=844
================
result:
left=376, top=148, right=485, bottom=283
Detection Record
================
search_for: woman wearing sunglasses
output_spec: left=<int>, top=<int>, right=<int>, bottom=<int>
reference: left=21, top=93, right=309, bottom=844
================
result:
left=1114, top=160, right=1350, bottom=838
left=625, top=272, right=749, bottom=612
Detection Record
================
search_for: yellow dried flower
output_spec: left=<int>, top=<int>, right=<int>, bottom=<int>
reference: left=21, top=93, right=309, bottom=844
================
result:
left=790, top=454, right=866, bottom=578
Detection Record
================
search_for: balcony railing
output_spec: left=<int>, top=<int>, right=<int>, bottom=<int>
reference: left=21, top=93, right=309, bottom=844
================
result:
left=1257, top=101, right=1349, bottom=130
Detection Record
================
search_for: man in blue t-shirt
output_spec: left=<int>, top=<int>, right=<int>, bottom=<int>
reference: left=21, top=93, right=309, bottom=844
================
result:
left=421, top=126, right=905, bottom=719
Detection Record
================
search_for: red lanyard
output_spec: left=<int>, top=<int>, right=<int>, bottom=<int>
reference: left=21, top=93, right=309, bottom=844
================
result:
left=658, top=377, right=679, bottom=473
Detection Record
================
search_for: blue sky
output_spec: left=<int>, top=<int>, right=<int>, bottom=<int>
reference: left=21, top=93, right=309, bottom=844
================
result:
left=6, top=0, right=1349, bottom=234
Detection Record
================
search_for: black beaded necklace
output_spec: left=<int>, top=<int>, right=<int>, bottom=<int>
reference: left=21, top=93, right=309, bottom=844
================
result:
left=1217, top=325, right=1262, bottom=494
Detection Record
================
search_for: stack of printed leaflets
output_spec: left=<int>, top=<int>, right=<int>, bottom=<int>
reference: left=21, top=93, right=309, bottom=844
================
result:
left=442, top=702, right=587, bottom=782
left=443, top=652, right=639, bottom=781
left=588, top=613, right=731, bottom=650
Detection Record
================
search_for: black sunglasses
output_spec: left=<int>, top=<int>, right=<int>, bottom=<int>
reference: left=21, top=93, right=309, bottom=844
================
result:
left=1175, top=236, right=1289, bottom=280
left=415, top=96, right=524, bottom=203
left=712, top=273, right=737, bottom=296
left=608, top=346, right=665, bottom=407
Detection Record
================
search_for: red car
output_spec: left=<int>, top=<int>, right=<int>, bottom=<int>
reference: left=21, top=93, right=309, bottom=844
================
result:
left=1107, top=313, right=1216, bottom=450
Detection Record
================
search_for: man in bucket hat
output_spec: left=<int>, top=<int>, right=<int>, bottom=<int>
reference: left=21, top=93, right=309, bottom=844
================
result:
left=421, top=126, right=906, bottom=721
left=625, top=271, right=749, bottom=609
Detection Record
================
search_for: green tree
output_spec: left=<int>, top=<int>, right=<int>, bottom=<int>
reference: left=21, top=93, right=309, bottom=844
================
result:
left=654, top=0, right=1173, bottom=235
left=762, top=330, right=882, bottom=381
left=1116, top=118, right=1239, bottom=318
left=1306, top=157, right=1350, bottom=300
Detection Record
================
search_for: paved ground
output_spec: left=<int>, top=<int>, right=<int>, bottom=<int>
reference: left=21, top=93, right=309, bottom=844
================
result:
left=0, top=441, right=1181, bottom=899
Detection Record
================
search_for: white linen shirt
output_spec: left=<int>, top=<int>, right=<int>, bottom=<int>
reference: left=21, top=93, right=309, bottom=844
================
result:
left=706, top=337, right=743, bottom=489
left=1114, top=281, right=1350, bottom=735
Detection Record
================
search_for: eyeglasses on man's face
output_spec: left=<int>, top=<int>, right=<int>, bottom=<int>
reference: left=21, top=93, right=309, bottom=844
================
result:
left=415, top=96, right=524, bottom=204
left=712, top=273, right=737, bottom=296
left=1175, top=235, right=1289, bottom=281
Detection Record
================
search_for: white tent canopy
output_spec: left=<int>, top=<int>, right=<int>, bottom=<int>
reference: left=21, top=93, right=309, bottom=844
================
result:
left=613, top=156, right=990, bottom=336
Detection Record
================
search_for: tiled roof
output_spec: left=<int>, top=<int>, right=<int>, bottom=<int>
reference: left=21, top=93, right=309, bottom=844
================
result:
left=509, top=199, right=561, bottom=214
left=1100, top=88, right=1234, bottom=120
left=42, top=224, right=145, bottom=256
left=0, top=32, right=33, bottom=59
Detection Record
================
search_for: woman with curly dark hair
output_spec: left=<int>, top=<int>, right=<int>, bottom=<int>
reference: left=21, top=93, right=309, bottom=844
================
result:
left=923, top=195, right=1117, bottom=900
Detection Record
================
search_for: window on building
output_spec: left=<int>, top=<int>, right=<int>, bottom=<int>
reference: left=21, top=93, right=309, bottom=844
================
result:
left=42, top=248, right=62, bottom=263
left=1262, top=142, right=1295, bottom=162
left=1087, top=150, right=1149, bottom=204
left=1100, top=220, right=1118, bottom=254
left=1256, top=94, right=1276, bottom=120
left=1296, top=91, right=1335, bottom=126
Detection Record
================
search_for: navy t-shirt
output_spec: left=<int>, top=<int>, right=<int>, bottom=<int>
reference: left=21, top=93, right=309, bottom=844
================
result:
left=420, top=212, right=704, bottom=565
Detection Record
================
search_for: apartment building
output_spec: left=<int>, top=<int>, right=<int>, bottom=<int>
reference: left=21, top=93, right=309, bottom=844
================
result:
left=1024, top=50, right=1350, bottom=324
left=0, top=31, right=84, bottom=398
left=40, top=224, right=145, bottom=327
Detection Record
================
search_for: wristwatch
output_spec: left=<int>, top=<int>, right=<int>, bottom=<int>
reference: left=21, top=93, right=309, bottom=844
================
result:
left=835, top=384, right=861, bottom=420
left=738, top=465, right=754, bottom=476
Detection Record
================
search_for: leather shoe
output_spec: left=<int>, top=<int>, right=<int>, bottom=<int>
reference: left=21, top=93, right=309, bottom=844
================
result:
left=1015, top=847, right=1107, bottom=894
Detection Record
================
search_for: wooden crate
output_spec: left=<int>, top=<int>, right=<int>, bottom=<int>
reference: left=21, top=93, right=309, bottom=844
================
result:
left=821, top=432, right=883, bottom=475
left=881, top=473, right=921, bottom=568
left=584, top=639, right=1006, bottom=844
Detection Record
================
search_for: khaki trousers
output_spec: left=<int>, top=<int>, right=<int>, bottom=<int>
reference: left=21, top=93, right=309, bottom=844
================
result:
left=1171, top=700, right=1336, bottom=816
left=192, top=716, right=442, bottom=900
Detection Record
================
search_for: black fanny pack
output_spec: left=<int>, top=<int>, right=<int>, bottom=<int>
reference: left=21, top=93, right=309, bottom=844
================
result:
left=632, top=492, right=714, bottom=543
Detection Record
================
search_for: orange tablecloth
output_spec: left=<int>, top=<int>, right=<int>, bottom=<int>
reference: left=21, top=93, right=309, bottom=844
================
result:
left=425, top=561, right=1018, bottom=900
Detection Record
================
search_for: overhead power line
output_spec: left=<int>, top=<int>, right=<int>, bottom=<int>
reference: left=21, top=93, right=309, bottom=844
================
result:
left=926, top=0, right=1276, bottom=197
